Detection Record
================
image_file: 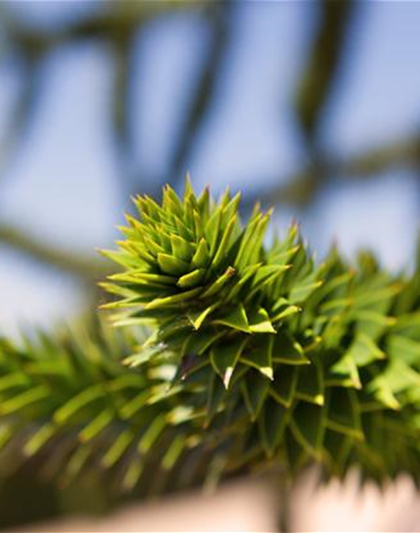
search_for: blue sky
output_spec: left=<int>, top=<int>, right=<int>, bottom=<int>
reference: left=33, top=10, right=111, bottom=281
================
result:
left=322, top=1, right=420, bottom=155
left=0, top=1, right=420, bottom=334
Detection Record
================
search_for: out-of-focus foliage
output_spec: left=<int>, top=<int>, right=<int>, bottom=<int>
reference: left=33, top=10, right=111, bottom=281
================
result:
left=0, top=316, right=219, bottom=528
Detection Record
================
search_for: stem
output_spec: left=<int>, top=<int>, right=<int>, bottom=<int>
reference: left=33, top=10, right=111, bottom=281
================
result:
left=277, top=476, right=292, bottom=533
left=0, top=222, right=111, bottom=282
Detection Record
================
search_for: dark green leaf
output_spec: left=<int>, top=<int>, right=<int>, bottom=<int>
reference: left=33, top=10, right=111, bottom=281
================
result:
left=290, top=402, right=325, bottom=458
left=272, top=332, right=309, bottom=365
left=214, top=304, right=250, bottom=333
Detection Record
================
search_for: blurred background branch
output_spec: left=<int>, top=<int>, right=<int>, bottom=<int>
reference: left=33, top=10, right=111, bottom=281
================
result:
left=168, top=2, right=233, bottom=188
left=0, top=223, right=110, bottom=282
left=0, top=0, right=419, bottom=282
left=295, top=0, right=355, bottom=145
left=244, top=132, right=420, bottom=209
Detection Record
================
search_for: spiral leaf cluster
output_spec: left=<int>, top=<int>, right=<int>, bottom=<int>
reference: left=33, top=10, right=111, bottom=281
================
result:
left=2, top=181, right=420, bottom=491
left=103, top=180, right=420, bottom=483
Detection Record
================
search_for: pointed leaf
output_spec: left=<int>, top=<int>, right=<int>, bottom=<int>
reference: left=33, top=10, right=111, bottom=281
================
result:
left=269, top=365, right=299, bottom=407
left=326, top=354, right=361, bottom=389
left=192, top=238, right=210, bottom=268
left=210, top=338, right=247, bottom=388
left=289, top=279, right=323, bottom=304
left=291, top=402, right=325, bottom=458
left=241, top=370, right=270, bottom=420
left=145, top=287, right=202, bottom=309
left=345, top=333, right=385, bottom=367
left=205, top=205, right=222, bottom=256
left=248, top=307, right=276, bottom=333
left=157, top=253, right=189, bottom=276
left=0, top=386, right=50, bottom=416
left=387, top=335, right=420, bottom=366
left=241, top=334, right=273, bottom=379
left=185, top=329, right=225, bottom=355
left=212, top=214, right=237, bottom=269
left=79, top=409, right=113, bottom=443
left=116, top=272, right=176, bottom=286
left=325, top=388, right=364, bottom=440
left=188, top=303, right=218, bottom=330
left=235, top=211, right=270, bottom=271
left=201, top=267, right=236, bottom=298
left=122, top=457, right=143, bottom=492
left=24, top=423, right=55, bottom=457
left=206, top=373, right=227, bottom=421
left=178, top=268, right=205, bottom=289
left=171, top=234, right=194, bottom=261
left=259, top=397, right=289, bottom=456
left=366, top=371, right=401, bottom=411
left=271, top=303, right=301, bottom=323
left=162, top=434, right=186, bottom=470
left=214, top=304, right=250, bottom=333
left=247, top=265, right=291, bottom=299
left=163, top=184, right=183, bottom=216
left=138, top=415, right=166, bottom=453
left=295, top=358, right=324, bottom=405
left=272, top=332, right=309, bottom=365
left=54, top=385, right=104, bottom=424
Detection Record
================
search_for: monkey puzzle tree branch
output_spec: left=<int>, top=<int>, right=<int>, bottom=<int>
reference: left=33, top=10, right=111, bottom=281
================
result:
left=0, top=318, right=212, bottom=493
left=295, top=0, right=356, bottom=143
left=169, top=2, right=233, bottom=186
left=102, top=181, right=420, bottom=484
left=2, top=181, right=420, bottom=498
left=244, top=133, right=420, bottom=209
left=0, top=223, right=110, bottom=282
left=1, top=1, right=210, bottom=53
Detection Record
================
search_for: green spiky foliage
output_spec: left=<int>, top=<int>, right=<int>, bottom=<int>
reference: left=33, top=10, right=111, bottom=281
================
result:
left=103, top=180, right=420, bottom=484
left=2, top=181, right=420, bottom=498
left=0, top=318, right=217, bottom=494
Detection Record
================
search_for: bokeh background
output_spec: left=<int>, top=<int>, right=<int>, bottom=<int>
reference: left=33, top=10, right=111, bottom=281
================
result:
left=1, top=0, right=420, bottom=529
